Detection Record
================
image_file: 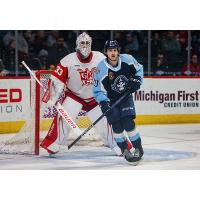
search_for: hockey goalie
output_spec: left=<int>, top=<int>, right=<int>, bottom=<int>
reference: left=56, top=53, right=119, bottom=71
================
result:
left=40, top=32, right=124, bottom=156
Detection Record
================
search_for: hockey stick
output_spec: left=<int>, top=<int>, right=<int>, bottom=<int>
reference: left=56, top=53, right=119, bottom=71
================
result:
left=68, top=91, right=131, bottom=149
left=21, top=61, right=82, bottom=137
left=22, top=61, right=131, bottom=151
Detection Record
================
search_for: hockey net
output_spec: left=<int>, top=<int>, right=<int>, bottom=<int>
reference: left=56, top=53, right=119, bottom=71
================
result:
left=0, top=70, right=103, bottom=155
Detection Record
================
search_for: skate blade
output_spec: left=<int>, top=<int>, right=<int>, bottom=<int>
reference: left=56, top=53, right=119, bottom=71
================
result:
left=126, top=157, right=143, bottom=166
left=127, top=160, right=139, bottom=166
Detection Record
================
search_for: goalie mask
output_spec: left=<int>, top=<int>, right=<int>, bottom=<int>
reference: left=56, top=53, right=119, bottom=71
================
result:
left=76, top=32, right=92, bottom=58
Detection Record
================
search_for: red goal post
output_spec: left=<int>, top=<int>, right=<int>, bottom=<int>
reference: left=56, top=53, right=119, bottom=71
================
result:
left=35, top=70, right=103, bottom=155
left=0, top=70, right=99, bottom=156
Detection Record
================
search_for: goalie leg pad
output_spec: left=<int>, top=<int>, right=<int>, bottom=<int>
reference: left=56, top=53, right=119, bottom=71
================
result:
left=40, top=96, right=82, bottom=154
left=87, top=106, right=121, bottom=155
left=87, top=106, right=112, bottom=146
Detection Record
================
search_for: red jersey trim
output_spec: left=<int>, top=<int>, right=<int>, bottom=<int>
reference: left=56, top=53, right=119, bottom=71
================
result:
left=52, top=63, right=68, bottom=84
left=76, top=52, right=93, bottom=63
left=64, top=91, right=98, bottom=112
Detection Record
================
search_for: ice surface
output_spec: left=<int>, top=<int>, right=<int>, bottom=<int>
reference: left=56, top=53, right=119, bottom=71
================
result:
left=0, top=124, right=200, bottom=169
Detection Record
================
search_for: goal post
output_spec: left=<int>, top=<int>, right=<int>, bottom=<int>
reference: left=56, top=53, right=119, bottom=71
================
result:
left=35, top=70, right=102, bottom=154
left=35, top=70, right=42, bottom=155
left=0, top=70, right=102, bottom=155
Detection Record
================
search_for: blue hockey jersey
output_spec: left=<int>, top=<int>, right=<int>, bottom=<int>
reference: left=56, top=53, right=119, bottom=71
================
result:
left=93, top=54, right=143, bottom=103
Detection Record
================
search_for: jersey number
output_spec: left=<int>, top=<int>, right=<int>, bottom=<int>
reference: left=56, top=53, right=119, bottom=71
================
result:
left=55, top=66, right=63, bottom=76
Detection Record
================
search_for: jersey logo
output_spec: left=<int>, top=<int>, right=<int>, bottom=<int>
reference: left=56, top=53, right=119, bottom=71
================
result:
left=108, top=72, right=115, bottom=80
left=77, top=67, right=97, bottom=86
left=111, top=75, right=129, bottom=94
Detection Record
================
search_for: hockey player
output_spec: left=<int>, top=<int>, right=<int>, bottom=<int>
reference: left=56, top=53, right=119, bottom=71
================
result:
left=93, top=40, right=144, bottom=164
left=40, top=32, right=121, bottom=155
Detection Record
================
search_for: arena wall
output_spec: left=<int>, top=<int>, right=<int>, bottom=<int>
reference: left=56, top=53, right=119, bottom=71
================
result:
left=0, top=76, right=199, bottom=133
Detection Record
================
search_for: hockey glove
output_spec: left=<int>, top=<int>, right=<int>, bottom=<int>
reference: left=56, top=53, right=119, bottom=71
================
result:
left=127, top=77, right=141, bottom=93
left=100, top=101, right=112, bottom=124
left=100, top=101, right=111, bottom=114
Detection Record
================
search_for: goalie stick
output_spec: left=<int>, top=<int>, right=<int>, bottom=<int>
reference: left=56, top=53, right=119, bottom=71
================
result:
left=22, top=61, right=131, bottom=152
left=21, top=61, right=82, bottom=138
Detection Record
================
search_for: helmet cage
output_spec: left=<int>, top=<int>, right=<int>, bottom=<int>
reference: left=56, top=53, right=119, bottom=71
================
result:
left=76, top=32, right=92, bottom=58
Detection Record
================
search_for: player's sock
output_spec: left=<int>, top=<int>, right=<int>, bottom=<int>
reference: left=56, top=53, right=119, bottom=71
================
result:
left=113, top=132, right=127, bottom=152
left=113, top=132, right=141, bottom=163
left=117, top=141, right=128, bottom=152
left=127, top=130, right=144, bottom=158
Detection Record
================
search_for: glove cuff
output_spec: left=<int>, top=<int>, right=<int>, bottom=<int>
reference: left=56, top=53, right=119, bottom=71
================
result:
left=100, top=101, right=109, bottom=106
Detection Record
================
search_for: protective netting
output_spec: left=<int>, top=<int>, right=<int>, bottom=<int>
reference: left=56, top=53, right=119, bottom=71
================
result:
left=38, top=72, right=103, bottom=149
left=40, top=72, right=103, bottom=146
left=0, top=70, right=102, bottom=155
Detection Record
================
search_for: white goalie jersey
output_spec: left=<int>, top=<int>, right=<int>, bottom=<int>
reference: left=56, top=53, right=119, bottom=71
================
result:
left=45, top=51, right=105, bottom=105
left=40, top=50, right=122, bottom=155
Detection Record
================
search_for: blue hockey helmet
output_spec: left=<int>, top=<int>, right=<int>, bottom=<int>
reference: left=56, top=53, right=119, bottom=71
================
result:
left=104, top=40, right=120, bottom=52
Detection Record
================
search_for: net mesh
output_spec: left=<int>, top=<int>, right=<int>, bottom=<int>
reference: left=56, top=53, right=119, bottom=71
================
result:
left=39, top=71, right=103, bottom=148
left=0, top=70, right=102, bottom=155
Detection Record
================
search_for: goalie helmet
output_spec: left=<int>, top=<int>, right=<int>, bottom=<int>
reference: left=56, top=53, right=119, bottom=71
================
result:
left=76, top=32, right=92, bottom=58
